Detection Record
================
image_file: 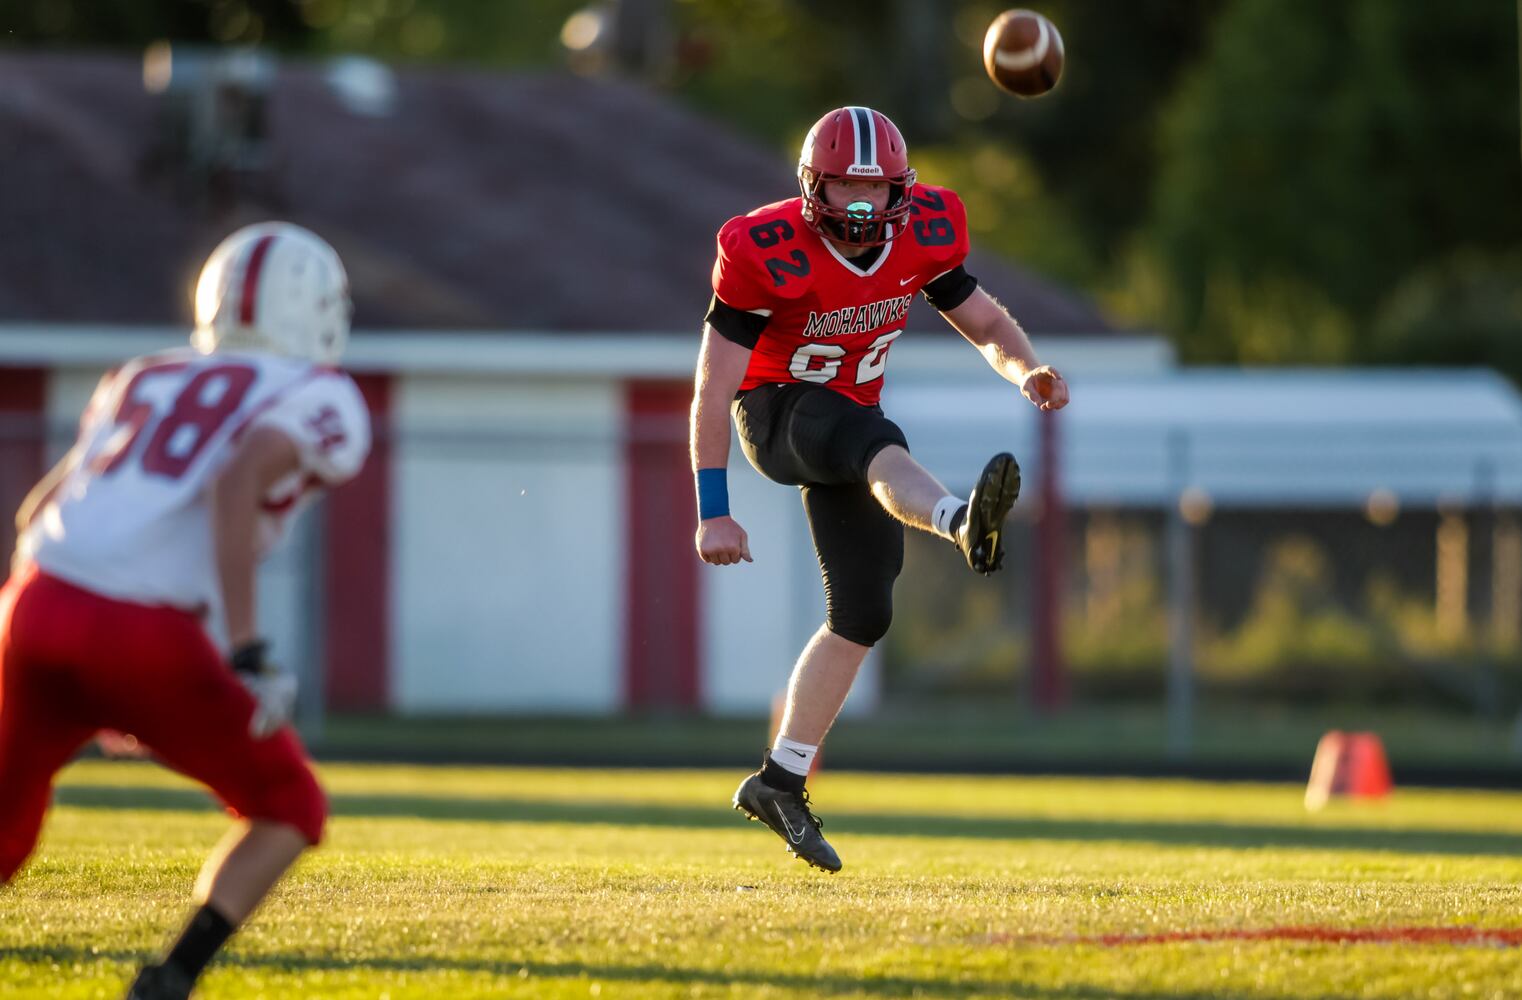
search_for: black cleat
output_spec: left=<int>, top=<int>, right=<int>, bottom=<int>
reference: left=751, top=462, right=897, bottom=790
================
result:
left=732, top=772, right=842, bottom=873
left=123, top=963, right=193, bottom=1000
left=957, top=452, right=1021, bottom=576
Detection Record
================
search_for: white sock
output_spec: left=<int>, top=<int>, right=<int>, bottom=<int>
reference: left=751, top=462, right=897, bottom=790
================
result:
left=770, top=736, right=818, bottom=777
left=931, top=495, right=967, bottom=541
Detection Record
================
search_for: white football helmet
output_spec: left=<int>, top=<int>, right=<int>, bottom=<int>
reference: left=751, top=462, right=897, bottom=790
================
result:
left=191, top=222, right=351, bottom=365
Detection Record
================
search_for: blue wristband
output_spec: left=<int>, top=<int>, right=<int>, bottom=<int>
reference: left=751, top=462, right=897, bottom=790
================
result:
left=696, top=467, right=730, bottom=520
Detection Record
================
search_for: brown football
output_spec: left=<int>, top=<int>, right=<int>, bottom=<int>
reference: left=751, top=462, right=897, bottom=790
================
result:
left=983, top=9, right=1064, bottom=98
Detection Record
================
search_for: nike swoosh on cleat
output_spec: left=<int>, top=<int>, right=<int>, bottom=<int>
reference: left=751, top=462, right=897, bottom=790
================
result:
left=772, top=802, right=807, bottom=845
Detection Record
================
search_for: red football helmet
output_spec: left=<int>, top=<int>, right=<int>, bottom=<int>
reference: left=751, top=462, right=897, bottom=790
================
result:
left=798, top=106, right=916, bottom=247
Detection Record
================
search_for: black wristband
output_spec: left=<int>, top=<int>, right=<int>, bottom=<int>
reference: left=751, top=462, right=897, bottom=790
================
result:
left=229, top=640, right=268, bottom=675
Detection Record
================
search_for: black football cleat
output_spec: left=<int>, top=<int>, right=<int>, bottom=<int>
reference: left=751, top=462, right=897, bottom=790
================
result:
left=123, top=963, right=194, bottom=1000
left=957, top=452, right=1021, bottom=576
left=732, top=772, right=842, bottom=873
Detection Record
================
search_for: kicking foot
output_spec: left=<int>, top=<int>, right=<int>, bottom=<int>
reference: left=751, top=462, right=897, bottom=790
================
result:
left=957, top=452, right=1021, bottom=576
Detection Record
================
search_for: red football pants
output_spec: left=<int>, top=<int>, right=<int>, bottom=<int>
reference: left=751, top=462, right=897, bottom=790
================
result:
left=0, top=564, right=326, bottom=883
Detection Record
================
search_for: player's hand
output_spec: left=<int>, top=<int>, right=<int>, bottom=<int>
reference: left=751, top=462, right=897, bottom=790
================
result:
left=1021, top=365, right=1070, bottom=412
left=696, top=515, right=753, bottom=566
left=230, top=640, right=298, bottom=739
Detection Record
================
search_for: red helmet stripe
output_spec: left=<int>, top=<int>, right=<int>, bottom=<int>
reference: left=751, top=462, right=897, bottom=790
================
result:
left=238, top=234, right=277, bottom=326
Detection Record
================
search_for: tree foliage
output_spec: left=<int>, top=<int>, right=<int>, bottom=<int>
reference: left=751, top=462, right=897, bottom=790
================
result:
left=1372, top=252, right=1522, bottom=376
left=1149, top=0, right=1522, bottom=368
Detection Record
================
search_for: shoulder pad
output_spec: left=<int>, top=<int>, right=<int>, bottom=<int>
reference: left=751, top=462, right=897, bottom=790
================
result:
left=904, top=184, right=970, bottom=267
left=716, top=200, right=816, bottom=302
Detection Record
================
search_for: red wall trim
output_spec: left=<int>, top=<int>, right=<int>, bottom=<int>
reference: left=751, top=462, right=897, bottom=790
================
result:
left=323, top=373, right=391, bottom=711
left=0, top=368, right=48, bottom=575
left=624, top=381, right=701, bottom=710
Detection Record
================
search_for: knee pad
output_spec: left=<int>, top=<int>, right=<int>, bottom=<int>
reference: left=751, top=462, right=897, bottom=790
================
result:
left=244, top=762, right=328, bottom=846
left=283, top=770, right=328, bottom=846
left=804, top=479, right=904, bottom=647
left=826, top=590, right=894, bottom=647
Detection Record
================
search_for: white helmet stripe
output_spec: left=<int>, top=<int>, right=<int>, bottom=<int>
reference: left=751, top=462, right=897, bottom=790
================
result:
left=848, top=106, right=876, bottom=167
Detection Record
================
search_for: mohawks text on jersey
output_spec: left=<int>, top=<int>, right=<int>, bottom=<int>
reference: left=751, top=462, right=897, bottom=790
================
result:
left=802, top=294, right=915, bottom=339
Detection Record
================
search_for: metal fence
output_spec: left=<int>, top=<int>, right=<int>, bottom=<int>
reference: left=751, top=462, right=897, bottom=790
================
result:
left=888, top=496, right=1522, bottom=737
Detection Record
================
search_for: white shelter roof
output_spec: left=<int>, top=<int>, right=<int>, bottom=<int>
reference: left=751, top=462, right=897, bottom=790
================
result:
left=892, top=368, right=1522, bottom=508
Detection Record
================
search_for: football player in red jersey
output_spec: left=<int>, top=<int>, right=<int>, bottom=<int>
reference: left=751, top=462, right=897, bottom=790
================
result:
left=0, top=224, right=371, bottom=999
left=691, top=107, right=1069, bottom=871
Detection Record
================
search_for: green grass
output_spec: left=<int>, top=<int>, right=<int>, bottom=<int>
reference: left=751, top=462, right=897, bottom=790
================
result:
left=3, top=760, right=1521, bottom=998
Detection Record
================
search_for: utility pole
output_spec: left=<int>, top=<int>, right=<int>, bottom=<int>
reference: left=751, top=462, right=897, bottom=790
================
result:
left=1166, top=431, right=1196, bottom=759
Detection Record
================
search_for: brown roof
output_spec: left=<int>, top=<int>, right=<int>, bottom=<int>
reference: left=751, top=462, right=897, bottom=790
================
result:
left=0, top=51, right=1113, bottom=335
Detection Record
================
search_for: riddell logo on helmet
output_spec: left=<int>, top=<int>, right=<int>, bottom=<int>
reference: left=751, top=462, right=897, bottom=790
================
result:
left=845, top=164, right=884, bottom=177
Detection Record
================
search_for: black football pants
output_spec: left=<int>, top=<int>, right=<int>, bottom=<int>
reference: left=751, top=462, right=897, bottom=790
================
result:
left=732, top=382, right=907, bottom=646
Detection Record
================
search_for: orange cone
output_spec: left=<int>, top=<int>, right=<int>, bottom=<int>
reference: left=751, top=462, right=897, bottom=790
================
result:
left=1305, top=730, right=1392, bottom=810
left=1345, top=732, right=1394, bottom=797
left=770, top=692, right=821, bottom=778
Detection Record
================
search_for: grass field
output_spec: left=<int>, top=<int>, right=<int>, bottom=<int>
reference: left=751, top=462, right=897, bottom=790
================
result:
left=3, top=760, right=1521, bottom=998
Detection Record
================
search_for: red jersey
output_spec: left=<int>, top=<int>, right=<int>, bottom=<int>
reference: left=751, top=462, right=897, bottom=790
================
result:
left=710, top=184, right=971, bottom=406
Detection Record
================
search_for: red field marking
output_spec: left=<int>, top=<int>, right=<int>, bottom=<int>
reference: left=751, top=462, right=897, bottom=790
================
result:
left=1000, top=926, right=1522, bottom=948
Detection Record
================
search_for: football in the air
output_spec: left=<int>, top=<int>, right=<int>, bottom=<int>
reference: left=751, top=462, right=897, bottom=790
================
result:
left=983, top=9, right=1064, bottom=98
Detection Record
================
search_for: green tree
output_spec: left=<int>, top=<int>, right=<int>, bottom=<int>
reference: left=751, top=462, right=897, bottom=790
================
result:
left=3, top=0, right=311, bottom=48
left=1149, top=0, right=1522, bottom=364
left=1372, top=251, right=1522, bottom=381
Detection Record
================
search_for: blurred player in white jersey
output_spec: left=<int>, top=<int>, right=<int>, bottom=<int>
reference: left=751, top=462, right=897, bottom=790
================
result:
left=0, top=223, right=371, bottom=1000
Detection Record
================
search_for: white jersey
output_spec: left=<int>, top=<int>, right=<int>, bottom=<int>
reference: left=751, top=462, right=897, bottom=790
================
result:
left=20, top=347, right=371, bottom=612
